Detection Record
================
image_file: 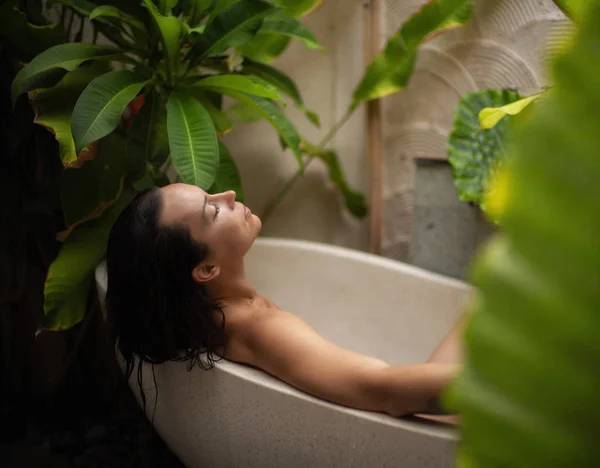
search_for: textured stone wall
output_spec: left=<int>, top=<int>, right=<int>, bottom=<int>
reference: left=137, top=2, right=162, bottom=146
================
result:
left=380, top=0, right=570, bottom=262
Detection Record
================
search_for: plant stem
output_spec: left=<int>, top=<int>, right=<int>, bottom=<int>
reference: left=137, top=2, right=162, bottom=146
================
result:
left=260, top=108, right=355, bottom=223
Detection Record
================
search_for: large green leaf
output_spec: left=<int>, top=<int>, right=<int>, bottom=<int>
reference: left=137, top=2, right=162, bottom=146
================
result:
left=187, top=0, right=278, bottom=64
left=60, top=133, right=128, bottom=235
left=553, top=0, right=586, bottom=22
left=11, top=43, right=123, bottom=105
left=128, top=90, right=170, bottom=177
left=236, top=0, right=322, bottom=62
left=301, top=141, right=368, bottom=218
left=182, top=0, right=213, bottom=25
left=71, top=70, right=148, bottom=154
left=42, top=190, right=133, bottom=330
left=221, top=91, right=303, bottom=167
left=29, top=63, right=110, bottom=166
left=242, top=58, right=319, bottom=125
left=167, top=92, right=220, bottom=188
left=206, top=0, right=240, bottom=24
left=143, top=0, right=182, bottom=85
left=236, top=33, right=290, bottom=63
left=209, top=141, right=244, bottom=201
left=351, top=0, right=472, bottom=109
left=270, top=0, right=323, bottom=17
left=479, top=92, right=545, bottom=130
left=259, top=16, right=324, bottom=50
left=447, top=89, right=521, bottom=210
left=449, top=3, right=600, bottom=466
left=188, top=74, right=284, bottom=101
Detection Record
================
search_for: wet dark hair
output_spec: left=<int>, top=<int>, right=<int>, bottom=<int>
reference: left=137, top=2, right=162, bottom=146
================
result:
left=105, top=188, right=226, bottom=409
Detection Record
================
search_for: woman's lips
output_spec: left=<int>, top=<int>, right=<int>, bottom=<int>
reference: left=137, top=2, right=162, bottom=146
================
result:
left=244, top=206, right=251, bottom=219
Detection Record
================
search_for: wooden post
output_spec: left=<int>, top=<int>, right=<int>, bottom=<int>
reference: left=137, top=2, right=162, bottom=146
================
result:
left=364, top=0, right=383, bottom=254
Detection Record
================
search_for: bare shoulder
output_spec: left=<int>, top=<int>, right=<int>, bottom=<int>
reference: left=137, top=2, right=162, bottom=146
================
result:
left=222, top=296, right=303, bottom=363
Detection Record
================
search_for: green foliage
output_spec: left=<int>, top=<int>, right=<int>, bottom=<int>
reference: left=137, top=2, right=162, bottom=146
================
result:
left=187, top=0, right=278, bottom=64
left=553, top=0, right=586, bottom=21
left=9, top=0, right=341, bottom=330
left=71, top=70, right=148, bottom=153
left=447, top=89, right=522, bottom=211
left=449, top=2, right=600, bottom=466
left=351, top=0, right=472, bottom=109
left=301, top=141, right=368, bottom=218
left=259, top=16, right=325, bottom=51
left=237, top=0, right=322, bottom=63
left=29, top=63, right=109, bottom=165
left=167, top=91, right=220, bottom=188
left=188, top=74, right=284, bottom=101
left=43, top=189, right=133, bottom=330
left=11, top=43, right=123, bottom=105
left=479, top=92, right=545, bottom=130
left=242, top=58, right=320, bottom=125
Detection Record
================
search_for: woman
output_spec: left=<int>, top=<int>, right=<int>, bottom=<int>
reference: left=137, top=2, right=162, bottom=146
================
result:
left=106, top=184, right=463, bottom=418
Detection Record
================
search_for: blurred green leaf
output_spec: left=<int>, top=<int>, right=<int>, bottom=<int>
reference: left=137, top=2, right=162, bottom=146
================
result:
left=301, top=141, right=367, bottom=218
left=479, top=92, right=545, bottom=130
left=351, top=0, right=472, bottom=109
left=553, top=0, right=586, bottom=21
left=167, top=92, right=220, bottom=188
left=42, top=189, right=133, bottom=330
left=182, top=0, right=213, bottom=25
left=188, top=74, right=284, bottom=101
left=242, top=58, right=319, bottom=126
left=449, top=3, right=600, bottom=467
left=188, top=0, right=278, bottom=64
left=259, top=16, right=325, bottom=51
left=209, top=141, right=244, bottom=201
left=11, top=43, right=123, bottom=106
left=71, top=70, right=148, bottom=153
left=29, top=63, right=110, bottom=166
left=236, top=33, right=290, bottom=63
left=447, top=89, right=521, bottom=210
left=270, top=0, right=323, bottom=17
left=226, top=101, right=263, bottom=122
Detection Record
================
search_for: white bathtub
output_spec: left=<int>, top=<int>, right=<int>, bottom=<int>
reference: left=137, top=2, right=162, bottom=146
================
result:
left=95, top=238, right=471, bottom=468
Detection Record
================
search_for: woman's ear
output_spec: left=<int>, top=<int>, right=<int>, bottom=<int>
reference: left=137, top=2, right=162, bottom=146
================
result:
left=192, top=262, right=220, bottom=284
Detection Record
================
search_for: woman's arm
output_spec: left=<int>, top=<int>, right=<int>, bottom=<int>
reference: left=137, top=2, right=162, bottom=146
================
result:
left=227, top=308, right=457, bottom=417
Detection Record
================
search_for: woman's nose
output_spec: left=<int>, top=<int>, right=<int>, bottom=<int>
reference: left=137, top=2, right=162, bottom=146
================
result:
left=223, top=190, right=236, bottom=208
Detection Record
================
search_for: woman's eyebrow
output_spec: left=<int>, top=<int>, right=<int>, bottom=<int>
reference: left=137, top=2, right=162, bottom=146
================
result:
left=202, top=195, right=208, bottom=219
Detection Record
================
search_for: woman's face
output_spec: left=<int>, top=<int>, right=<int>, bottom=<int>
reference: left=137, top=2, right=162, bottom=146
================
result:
left=159, top=184, right=261, bottom=266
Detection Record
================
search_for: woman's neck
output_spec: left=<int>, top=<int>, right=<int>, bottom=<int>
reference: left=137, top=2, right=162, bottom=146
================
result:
left=208, top=263, right=258, bottom=305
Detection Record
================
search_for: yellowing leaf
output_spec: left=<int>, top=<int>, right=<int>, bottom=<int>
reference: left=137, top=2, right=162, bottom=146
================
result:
left=479, top=92, right=545, bottom=130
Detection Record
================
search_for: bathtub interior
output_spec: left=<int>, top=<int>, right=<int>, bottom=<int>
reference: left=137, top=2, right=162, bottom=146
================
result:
left=243, top=239, right=471, bottom=365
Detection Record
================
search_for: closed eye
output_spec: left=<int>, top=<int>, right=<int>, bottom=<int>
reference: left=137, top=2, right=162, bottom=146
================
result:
left=213, top=204, right=220, bottom=219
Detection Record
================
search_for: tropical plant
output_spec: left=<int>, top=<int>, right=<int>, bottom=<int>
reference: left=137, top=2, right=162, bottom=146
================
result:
left=8, top=0, right=361, bottom=330
left=448, top=0, right=600, bottom=465
left=261, top=0, right=474, bottom=220
left=446, top=89, right=529, bottom=215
